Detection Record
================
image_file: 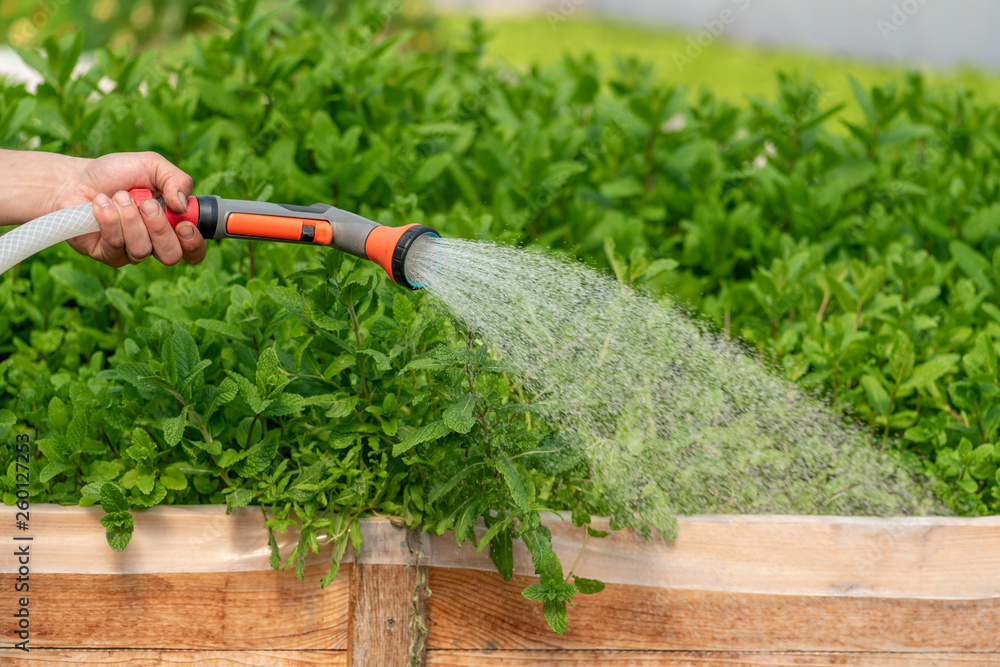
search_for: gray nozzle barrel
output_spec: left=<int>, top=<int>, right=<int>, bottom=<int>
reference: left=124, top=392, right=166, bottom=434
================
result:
left=194, top=196, right=379, bottom=259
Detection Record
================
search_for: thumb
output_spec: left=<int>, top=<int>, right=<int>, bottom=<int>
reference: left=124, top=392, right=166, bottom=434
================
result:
left=140, top=151, right=194, bottom=214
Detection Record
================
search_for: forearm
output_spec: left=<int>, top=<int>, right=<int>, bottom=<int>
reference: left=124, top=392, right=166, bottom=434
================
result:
left=0, top=149, right=86, bottom=225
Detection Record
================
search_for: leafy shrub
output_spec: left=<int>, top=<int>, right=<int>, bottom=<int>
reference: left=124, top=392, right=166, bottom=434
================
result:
left=1, top=0, right=999, bottom=635
left=2, top=0, right=205, bottom=51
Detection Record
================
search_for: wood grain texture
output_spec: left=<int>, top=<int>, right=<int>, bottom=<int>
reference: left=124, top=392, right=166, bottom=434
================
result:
left=426, top=568, right=1000, bottom=653
left=348, top=563, right=429, bottom=667
left=0, top=649, right=347, bottom=665
left=0, top=563, right=351, bottom=650
left=425, top=651, right=1000, bottom=666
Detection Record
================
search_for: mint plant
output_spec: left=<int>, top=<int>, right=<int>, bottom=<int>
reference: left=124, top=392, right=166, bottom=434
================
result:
left=2, top=0, right=999, bottom=636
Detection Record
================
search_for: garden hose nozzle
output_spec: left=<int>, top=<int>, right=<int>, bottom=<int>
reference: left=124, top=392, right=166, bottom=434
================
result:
left=129, top=189, right=439, bottom=290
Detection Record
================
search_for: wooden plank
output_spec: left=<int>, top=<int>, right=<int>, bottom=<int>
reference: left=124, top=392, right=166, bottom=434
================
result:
left=8, top=505, right=1000, bottom=601
left=348, top=562, right=430, bottom=667
left=1, top=563, right=350, bottom=650
left=532, top=515, right=1000, bottom=599
left=6, top=649, right=997, bottom=667
left=426, top=651, right=1000, bottom=666
left=426, top=569, right=1000, bottom=653
left=0, top=649, right=347, bottom=665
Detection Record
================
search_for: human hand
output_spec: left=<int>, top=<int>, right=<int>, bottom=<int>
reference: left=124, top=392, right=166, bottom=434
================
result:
left=53, top=151, right=206, bottom=267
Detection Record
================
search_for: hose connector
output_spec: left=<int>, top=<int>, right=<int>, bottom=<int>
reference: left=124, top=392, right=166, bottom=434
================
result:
left=364, top=224, right=440, bottom=290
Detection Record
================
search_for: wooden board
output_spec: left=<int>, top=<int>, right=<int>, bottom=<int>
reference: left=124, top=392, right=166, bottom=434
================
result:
left=425, top=651, right=1000, bottom=666
left=0, top=563, right=351, bottom=651
left=348, top=563, right=429, bottom=667
left=3, top=650, right=347, bottom=665
left=426, top=569, right=1000, bottom=653
left=3, top=506, right=1000, bottom=665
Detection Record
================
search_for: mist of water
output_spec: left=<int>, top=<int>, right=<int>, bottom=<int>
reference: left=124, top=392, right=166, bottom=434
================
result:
left=404, top=236, right=942, bottom=531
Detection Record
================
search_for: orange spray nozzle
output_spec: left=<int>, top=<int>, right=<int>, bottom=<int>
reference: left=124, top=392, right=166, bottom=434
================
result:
left=129, top=189, right=440, bottom=289
left=364, top=223, right=440, bottom=290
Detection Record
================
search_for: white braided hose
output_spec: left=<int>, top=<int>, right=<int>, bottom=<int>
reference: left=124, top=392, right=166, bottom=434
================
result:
left=0, top=204, right=99, bottom=275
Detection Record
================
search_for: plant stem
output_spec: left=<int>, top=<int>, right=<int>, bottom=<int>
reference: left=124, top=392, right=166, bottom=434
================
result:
left=566, top=528, right=589, bottom=582
left=166, top=387, right=213, bottom=446
left=346, top=300, right=368, bottom=399
left=816, top=293, right=829, bottom=323
left=245, top=413, right=261, bottom=450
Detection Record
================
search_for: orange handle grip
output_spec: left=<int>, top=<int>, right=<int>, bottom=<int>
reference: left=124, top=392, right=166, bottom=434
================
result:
left=225, top=213, right=333, bottom=245
left=129, top=188, right=199, bottom=229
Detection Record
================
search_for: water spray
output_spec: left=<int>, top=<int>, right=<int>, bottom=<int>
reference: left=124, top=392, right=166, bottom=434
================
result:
left=0, top=189, right=440, bottom=289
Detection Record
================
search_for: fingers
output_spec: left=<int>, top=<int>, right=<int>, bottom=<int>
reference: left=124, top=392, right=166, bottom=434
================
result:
left=175, top=222, right=207, bottom=265
left=138, top=197, right=184, bottom=266
left=88, top=191, right=205, bottom=268
left=141, top=151, right=194, bottom=214
left=114, top=190, right=154, bottom=264
left=90, top=192, right=129, bottom=267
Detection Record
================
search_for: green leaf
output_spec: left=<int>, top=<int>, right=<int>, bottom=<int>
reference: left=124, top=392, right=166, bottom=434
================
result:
left=488, top=522, right=514, bottom=581
left=268, top=529, right=281, bottom=570
left=160, top=466, right=188, bottom=491
left=324, top=355, right=356, bottom=378
left=901, top=356, right=959, bottom=392
left=100, top=482, right=129, bottom=514
left=358, top=349, right=391, bottom=372
left=81, top=482, right=104, bottom=500
left=847, top=74, right=878, bottom=125
left=974, top=332, right=998, bottom=376
left=170, top=325, right=199, bottom=381
left=963, top=204, right=1000, bottom=244
left=573, top=577, right=605, bottom=594
left=0, top=409, right=15, bottom=441
left=227, top=488, right=254, bottom=511
left=454, top=500, right=481, bottom=545
left=126, top=428, right=156, bottom=461
left=542, top=599, right=568, bottom=635
left=443, top=393, right=477, bottom=434
left=959, top=478, right=979, bottom=494
left=889, top=331, right=915, bottom=384
left=324, top=396, right=359, bottom=419
left=39, top=461, right=73, bottom=483
left=429, top=459, right=486, bottom=503
left=262, top=393, right=306, bottom=417
left=238, top=431, right=280, bottom=477
left=350, top=518, right=363, bottom=553
left=49, top=263, right=104, bottom=302
left=393, top=293, right=415, bottom=326
left=218, top=376, right=240, bottom=401
left=136, top=468, right=156, bottom=495
left=521, top=584, right=548, bottom=601
left=195, top=318, right=249, bottom=341
left=950, top=241, right=993, bottom=293
left=412, top=152, right=454, bottom=190
left=47, top=397, right=68, bottom=431
left=256, top=346, right=290, bottom=396
left=393, top=420, right=450, bottom=456
left=228, top=372, right=268, bottom=414
left=861, top=375, right=891, bottom=418
left=162, top=407, right=189, bottom=447
left=495, top=452, right=532, bottom=512
left=100, top=510, right=134, bottom=552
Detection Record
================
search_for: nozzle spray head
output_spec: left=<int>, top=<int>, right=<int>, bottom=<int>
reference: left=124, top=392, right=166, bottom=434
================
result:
left=364, top=223, right=440, bottom=290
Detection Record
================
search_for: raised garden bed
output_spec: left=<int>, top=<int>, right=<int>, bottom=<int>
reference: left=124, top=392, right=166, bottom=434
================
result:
left=1, top=504, right=998, bottom=665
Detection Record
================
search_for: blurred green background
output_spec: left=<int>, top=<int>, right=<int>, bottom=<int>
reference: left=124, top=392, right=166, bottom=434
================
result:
left=4, top=0, right=1000, bottom=113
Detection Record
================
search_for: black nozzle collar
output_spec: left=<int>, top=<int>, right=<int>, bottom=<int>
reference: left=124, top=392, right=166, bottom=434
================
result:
left=392, top=225, right=439, bottom=290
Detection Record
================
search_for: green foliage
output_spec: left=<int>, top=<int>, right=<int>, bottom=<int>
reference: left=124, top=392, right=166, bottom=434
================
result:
left=3, top=0, right=209, bottom=51
left=2, top=0, right=1000, bottom=635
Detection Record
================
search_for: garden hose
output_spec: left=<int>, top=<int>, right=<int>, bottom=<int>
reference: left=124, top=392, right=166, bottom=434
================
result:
left=0, top=189, right=440, bottom=290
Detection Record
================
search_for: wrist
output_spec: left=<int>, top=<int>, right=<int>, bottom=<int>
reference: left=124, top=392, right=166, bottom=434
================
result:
left=0, top=149, right=89, bottom=224
left=45, top=153, right=90, bottom=216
